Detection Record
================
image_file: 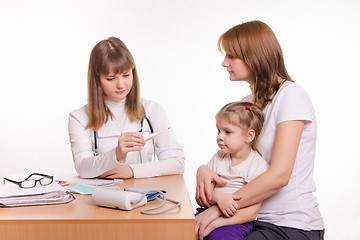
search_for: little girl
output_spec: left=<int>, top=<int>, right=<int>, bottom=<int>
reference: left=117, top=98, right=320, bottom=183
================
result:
left=196, top=101, right=269, bottom=240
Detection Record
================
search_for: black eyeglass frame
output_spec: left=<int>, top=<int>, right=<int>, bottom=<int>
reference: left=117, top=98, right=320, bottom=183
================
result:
left=3, top=173, right=54, bottom=189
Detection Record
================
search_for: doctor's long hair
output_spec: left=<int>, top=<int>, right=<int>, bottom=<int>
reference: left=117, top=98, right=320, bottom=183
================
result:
left=218, top=20, right=293, bottom=110
left=86, top=37, right=145, bottom=131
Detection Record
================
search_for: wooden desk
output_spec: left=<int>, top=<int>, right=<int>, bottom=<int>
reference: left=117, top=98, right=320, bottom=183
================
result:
left=0, top=174, right=195, bottom=240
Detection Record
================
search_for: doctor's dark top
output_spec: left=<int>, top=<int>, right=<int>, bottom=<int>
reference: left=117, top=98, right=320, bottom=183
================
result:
left=68, top=98, right=185, bottom=178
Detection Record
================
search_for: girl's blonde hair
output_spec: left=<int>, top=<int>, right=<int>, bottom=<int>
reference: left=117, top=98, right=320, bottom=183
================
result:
left=216, top=101, right=264, bottom=153
left=86, top=37, right=145, bottom=130
left=218, top=20, right=293, bottom=109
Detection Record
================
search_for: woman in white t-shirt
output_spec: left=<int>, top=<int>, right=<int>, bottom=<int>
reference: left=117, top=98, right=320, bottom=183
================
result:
left=68, top=37, right=185, bottom=179
left=195, top=21, right=324, bottom=240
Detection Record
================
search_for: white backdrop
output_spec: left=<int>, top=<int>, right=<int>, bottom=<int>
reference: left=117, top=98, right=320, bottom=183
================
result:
left=1, top=0, right=359, bottom=239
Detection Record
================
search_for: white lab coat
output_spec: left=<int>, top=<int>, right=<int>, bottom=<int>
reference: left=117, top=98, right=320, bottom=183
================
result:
left=68, top=98, right=185, bottom=178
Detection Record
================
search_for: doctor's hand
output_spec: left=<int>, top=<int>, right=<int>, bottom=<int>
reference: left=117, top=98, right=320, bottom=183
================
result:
left=116, top=132, right=145, bottom=162
left=196, top=165, right=227, bottom=207
left=99, top=165, right=134, bottom=179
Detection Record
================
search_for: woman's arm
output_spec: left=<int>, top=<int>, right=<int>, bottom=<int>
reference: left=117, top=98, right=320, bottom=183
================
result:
left=129, top=156, right=185, bottom=178
left=196, top=203, right=261, bottom=240
left=99, top=165, right=134, bottom=179
left=195, top=205, right=222, bottom=240
left=125, top=100, right=186, bottom=178
left=232, top=120, right=304, bottom=207
left=194, top=120, right=304, bottom=233
left=196, top=165, right=227, bottom=207
left=69, top=111, right=146, bottom=179
left=68, top=112, right=121, bottom=178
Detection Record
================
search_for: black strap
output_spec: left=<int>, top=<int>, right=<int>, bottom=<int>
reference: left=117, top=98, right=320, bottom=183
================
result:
left=93, top=131, right=98, bottom=156
left=140, top=117, right=154, bottom=133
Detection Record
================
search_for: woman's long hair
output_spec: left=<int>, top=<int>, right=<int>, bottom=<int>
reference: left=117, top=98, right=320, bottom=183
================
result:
left=86, top=37, right=145, bottom=130
left=218, top=20, right=293, bottom=109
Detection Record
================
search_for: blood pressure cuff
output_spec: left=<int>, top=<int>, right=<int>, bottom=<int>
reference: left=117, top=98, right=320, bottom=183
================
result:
left=124, top=188, right=166, bottom=201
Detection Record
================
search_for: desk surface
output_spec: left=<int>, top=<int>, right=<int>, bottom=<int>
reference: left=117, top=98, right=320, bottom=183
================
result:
left=0, top=174, right=195, bottom=240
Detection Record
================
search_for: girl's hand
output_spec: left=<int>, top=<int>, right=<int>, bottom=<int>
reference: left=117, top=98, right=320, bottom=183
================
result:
left=99, top=165, right=134, bottom=179
left=195, top=205, right=222, bottom=240
left=196, top=165, right=227, bottom=207
left=212, top=192, right=242, bottom=217
left=116, top=132, right=145, bottom=161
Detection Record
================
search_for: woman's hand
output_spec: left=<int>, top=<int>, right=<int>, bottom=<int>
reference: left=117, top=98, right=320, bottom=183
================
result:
left=196, top=165, right=227, bottom=207
left=116, top=132, right=145, bottom=162
left=197, top=203, right=261, bottom=240
left=212, top=191, right=242, bottom=217
left=202, top=220, right=218, bottom=240
left=195, top=205, right=222, bottom=240
left=99, top=165, right=134, bottom=179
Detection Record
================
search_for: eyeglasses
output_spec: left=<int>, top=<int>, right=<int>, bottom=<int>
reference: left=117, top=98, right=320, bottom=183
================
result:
left=3, top=173, right=54, bottom=189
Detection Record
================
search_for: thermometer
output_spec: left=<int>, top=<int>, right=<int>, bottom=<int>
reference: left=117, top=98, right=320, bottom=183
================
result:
left=144, top=128, right=170, bottom=142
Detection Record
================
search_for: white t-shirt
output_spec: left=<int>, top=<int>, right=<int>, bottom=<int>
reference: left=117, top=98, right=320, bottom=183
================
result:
left=243, top=81, right=324, bottom=230
left=207, top=149, right=269, bottom=194
left=68, top=98, right=185, bottom=178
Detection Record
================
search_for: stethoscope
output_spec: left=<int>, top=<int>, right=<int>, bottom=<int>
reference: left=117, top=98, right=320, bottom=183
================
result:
left=93, top=117, right=154, bottom=158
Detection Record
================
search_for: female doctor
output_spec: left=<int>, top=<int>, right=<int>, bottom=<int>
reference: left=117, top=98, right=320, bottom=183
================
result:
left=68, top=37, right=185, bottom=179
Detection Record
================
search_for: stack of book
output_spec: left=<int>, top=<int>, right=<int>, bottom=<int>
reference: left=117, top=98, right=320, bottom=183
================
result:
left=0, top=180, right=75, bottom=207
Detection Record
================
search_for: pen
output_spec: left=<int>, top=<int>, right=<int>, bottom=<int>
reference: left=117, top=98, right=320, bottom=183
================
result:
left=144, top=127, right=170, bottom=142
left=95, top=177, right=116, bottom=180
